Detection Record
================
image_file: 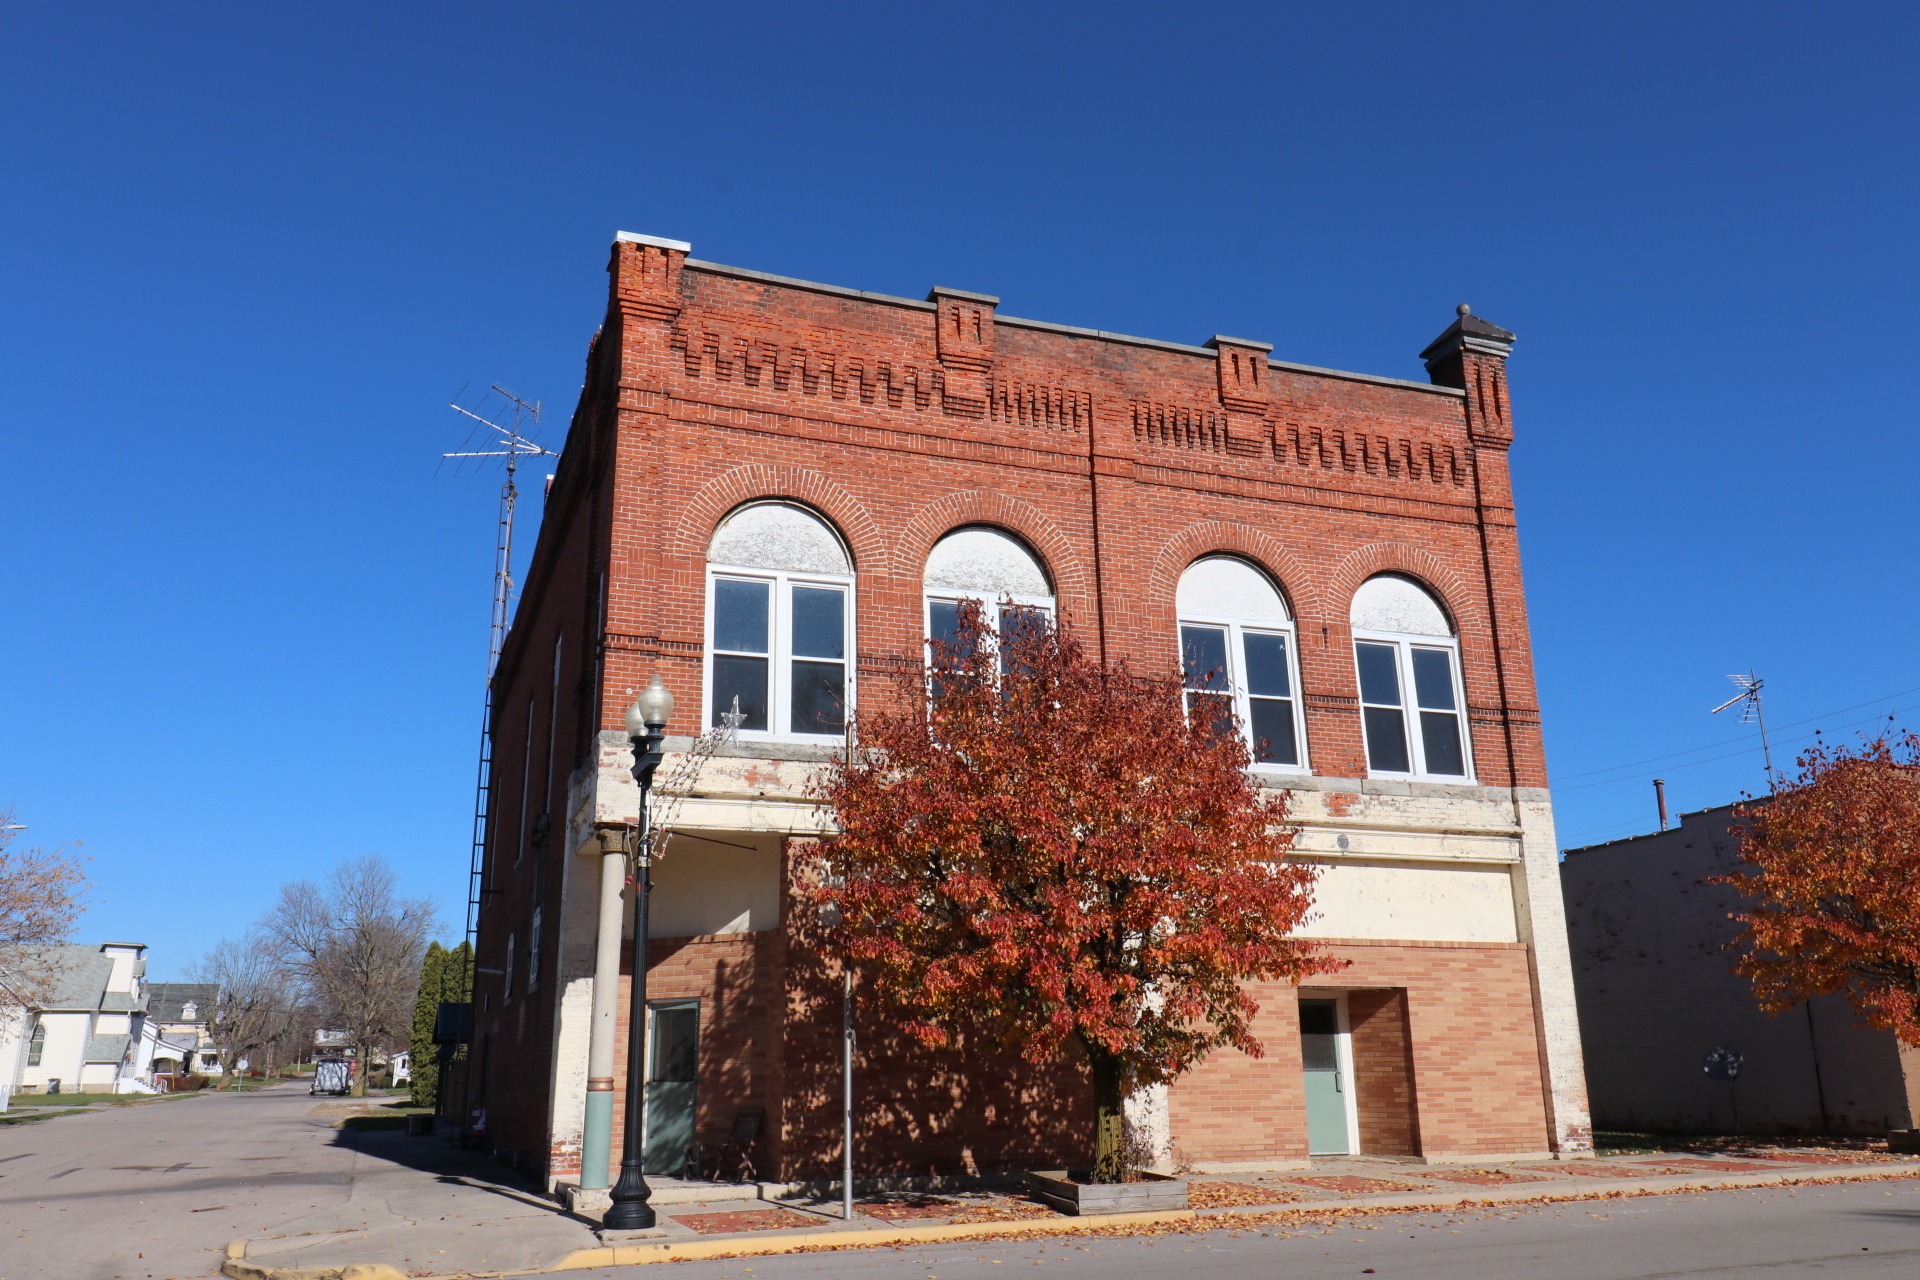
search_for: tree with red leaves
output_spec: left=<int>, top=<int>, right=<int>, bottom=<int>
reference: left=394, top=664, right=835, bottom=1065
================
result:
left=805, top=603, right=1338, bottom=1182
left=1719, top=732, right=1920, bottom=1046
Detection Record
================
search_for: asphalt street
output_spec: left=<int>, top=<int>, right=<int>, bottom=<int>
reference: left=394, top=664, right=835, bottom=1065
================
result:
left=0, top=1079, right=570, bottom=1280
left=6, top=1083, right=1920, bottom=1280
left=0, top=1082, right=370, bottom=1279
left=578, top=1179, right=1920, bottom=1280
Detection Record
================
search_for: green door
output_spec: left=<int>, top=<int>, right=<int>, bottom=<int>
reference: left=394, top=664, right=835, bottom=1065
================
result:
left=644, top=1002, right=699, bottom=1176
left=1300, top=999, right=1351, bottom=1155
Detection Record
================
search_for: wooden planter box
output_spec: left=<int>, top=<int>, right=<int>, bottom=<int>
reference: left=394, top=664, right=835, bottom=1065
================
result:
left=1026, top=1170, right=1188, bottom=1215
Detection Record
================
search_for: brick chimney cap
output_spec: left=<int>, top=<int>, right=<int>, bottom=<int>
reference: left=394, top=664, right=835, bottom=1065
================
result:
left=1420, top=307, right=1515, bottom=362
left=615, top=231, right=692, bottom=252
left=1205, top=334, right=1274, bottom=353
left=926, top=286, right=1001, bottom=306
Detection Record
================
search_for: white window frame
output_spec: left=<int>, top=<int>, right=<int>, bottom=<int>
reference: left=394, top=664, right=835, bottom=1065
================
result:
left=924, top=589, right=1055, bottom=670
left=1176, top=610, right=1310, bottom=774
left=704, top=563, right=855, bottom=743
left=1351, top=628, right=1473, bottom=781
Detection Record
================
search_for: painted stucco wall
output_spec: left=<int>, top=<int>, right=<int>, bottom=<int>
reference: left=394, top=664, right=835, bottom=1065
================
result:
left=1297, top=860, right=1517, bottom=943
left=1563, top=803, right=1916, bottom=1135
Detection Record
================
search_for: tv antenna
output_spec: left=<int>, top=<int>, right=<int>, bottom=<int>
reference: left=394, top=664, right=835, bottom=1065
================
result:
left=442, top=386, right=556, bottom=675
left=440, top=384, right=557, bottom=989
left=1711, top=670, right=1777, bottom=790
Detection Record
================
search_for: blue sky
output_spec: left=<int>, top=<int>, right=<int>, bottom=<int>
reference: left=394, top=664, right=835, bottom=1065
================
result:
left=4, top=2, right=1916, bottom=978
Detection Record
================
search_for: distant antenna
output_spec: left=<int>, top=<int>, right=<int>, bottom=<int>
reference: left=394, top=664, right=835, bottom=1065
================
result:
left=1710, top=670, right=1776, bottom=790
left=440, top=385, right=558, bottom=992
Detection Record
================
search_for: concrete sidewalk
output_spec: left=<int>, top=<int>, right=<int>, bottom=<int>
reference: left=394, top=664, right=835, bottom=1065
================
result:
left=220, top=1142, right=1920, bottom=1280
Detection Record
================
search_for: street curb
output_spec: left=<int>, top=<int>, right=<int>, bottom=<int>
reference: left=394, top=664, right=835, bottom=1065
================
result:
left=219, top=1161, right=1920, bottom=1280
left=553, top=1208, right=1199, bottom=1269
left=222, top=1237, right=411, bottom=1280
left=217, top=1210, right=1198, bottom=1279
left=1188, top=1159, right=1920, bottom=1218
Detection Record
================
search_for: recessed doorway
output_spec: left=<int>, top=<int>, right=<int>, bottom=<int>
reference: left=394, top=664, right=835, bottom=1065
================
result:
left=644, top=1001, right=700, bottom=1175
left=1299, top=995, right=1358, bottom=1156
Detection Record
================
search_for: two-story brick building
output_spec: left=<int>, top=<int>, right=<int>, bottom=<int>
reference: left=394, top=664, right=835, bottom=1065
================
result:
left=465, top=232, right=1591, bottom=1191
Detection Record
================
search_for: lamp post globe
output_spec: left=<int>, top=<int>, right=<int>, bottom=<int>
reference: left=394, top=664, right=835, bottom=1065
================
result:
left=627, top=676, right=675, bottom=735
left=603, top=673, right=674, bottom=1233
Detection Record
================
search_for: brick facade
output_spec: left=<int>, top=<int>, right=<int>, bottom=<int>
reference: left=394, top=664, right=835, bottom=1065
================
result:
left=464, top=234, right=1589, bottom=1186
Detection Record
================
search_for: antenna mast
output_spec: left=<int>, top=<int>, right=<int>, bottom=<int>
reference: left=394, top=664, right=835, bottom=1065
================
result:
left=1710, top=670, right=1776, bottom=791
left=442, top=387, right=558, bottom=973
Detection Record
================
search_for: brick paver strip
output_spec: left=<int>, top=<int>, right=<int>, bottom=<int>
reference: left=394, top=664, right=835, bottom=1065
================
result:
left=1417, top=1169, right=1554, bottom=1186
left=862, top=1197, right=1057, bottom=1224
left=1752, top=1151, right=1892, bottom=1164
left=1281, top=1175, right=1428, bottom=1194
left=1516, top=1163, right=1675, bottom=1178
left=1654, top=1159, right=1794, bottom=1173
left=671, top=1208, right=824, bottom=1235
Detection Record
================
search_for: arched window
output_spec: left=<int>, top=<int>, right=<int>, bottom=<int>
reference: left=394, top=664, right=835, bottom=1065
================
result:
left=706, top=502, right=853, bottom=738
left=1177, top=556, right=1306, bottom=768
left=923, top=527, right=1054, bottom=656
left=27, top=1022, right=45, bottom=1067
left=1350, top=574, right=1469, bottom=779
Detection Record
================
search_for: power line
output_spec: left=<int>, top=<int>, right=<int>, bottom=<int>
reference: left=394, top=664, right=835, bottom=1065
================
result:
left=1554, top=702, right=1920, bottom=794
left=1550, top=683, right=1920, bottom=785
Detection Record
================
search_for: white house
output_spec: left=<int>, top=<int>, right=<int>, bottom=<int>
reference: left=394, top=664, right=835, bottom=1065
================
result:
left=146, top=982, right=219, bottom=1075
left=6, top=942, right=159, bottom=1095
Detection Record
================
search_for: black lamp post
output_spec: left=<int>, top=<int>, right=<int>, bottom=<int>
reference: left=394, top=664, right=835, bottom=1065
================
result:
left=603, top=674, right=675, bottom=1231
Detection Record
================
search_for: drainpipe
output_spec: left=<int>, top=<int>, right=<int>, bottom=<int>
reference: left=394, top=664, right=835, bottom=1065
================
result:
left=579, top=822, right=629, bottom=1190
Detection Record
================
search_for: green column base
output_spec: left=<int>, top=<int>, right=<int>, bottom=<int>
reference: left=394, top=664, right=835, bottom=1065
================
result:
left=580, top=1090, right=614, bottom=1190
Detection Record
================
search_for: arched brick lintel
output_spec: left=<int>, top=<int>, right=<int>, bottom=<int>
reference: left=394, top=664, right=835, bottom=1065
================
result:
left=1326, top=543, right=1486, bottom=636
left=1148, top=521, right=1326, bottom=626
left=893, top=491, right=1090, bottom=607
left=668, top=464, right=885, bottom=573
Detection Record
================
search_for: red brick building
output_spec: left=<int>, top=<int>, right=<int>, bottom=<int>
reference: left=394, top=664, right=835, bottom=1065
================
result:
left=467, top=232, right=1591, bottom=1193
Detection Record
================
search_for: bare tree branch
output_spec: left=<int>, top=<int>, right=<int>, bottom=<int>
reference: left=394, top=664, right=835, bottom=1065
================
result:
left=0, top=809, right=88, bottom=1015
left=259, top=856, right=438, bottom=1097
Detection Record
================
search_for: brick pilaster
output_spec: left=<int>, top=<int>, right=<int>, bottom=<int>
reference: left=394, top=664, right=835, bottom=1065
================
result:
left=928, top=286, right=997, bottom=418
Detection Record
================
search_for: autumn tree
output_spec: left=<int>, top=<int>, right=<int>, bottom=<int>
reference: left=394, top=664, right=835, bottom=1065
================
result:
left=262, top=856, right=437, bottom=1097
left=805, top=603, right=1338, bottom=1182
left=187, top=935, right=297, bottom=1088
left=0, top=810, right=88, bottom=1014
left=1719, top=732, right=1920, bottom=1045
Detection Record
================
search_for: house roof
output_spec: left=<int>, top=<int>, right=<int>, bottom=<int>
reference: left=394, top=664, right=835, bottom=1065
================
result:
left=147, top=982, right=218, bottom=1022
left=5, top=944, right=151, bottom=1013
left=25, top=945, right=114, bottom=1011
left=84, top=1032, right=130, bottom=1064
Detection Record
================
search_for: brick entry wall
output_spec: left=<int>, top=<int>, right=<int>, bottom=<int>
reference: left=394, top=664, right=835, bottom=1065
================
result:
left=1165, top=942, right=1549, bottom=1167
left=1330, top=941, right=1551, bottom=1159
left=1349, top=988, right=1419, bottom=1157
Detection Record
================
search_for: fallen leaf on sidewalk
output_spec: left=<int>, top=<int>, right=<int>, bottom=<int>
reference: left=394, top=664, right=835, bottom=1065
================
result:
left=1279, top=1176, right=1426, bottom=1195
left=1188, top=1182, right=1304, bottom=1208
